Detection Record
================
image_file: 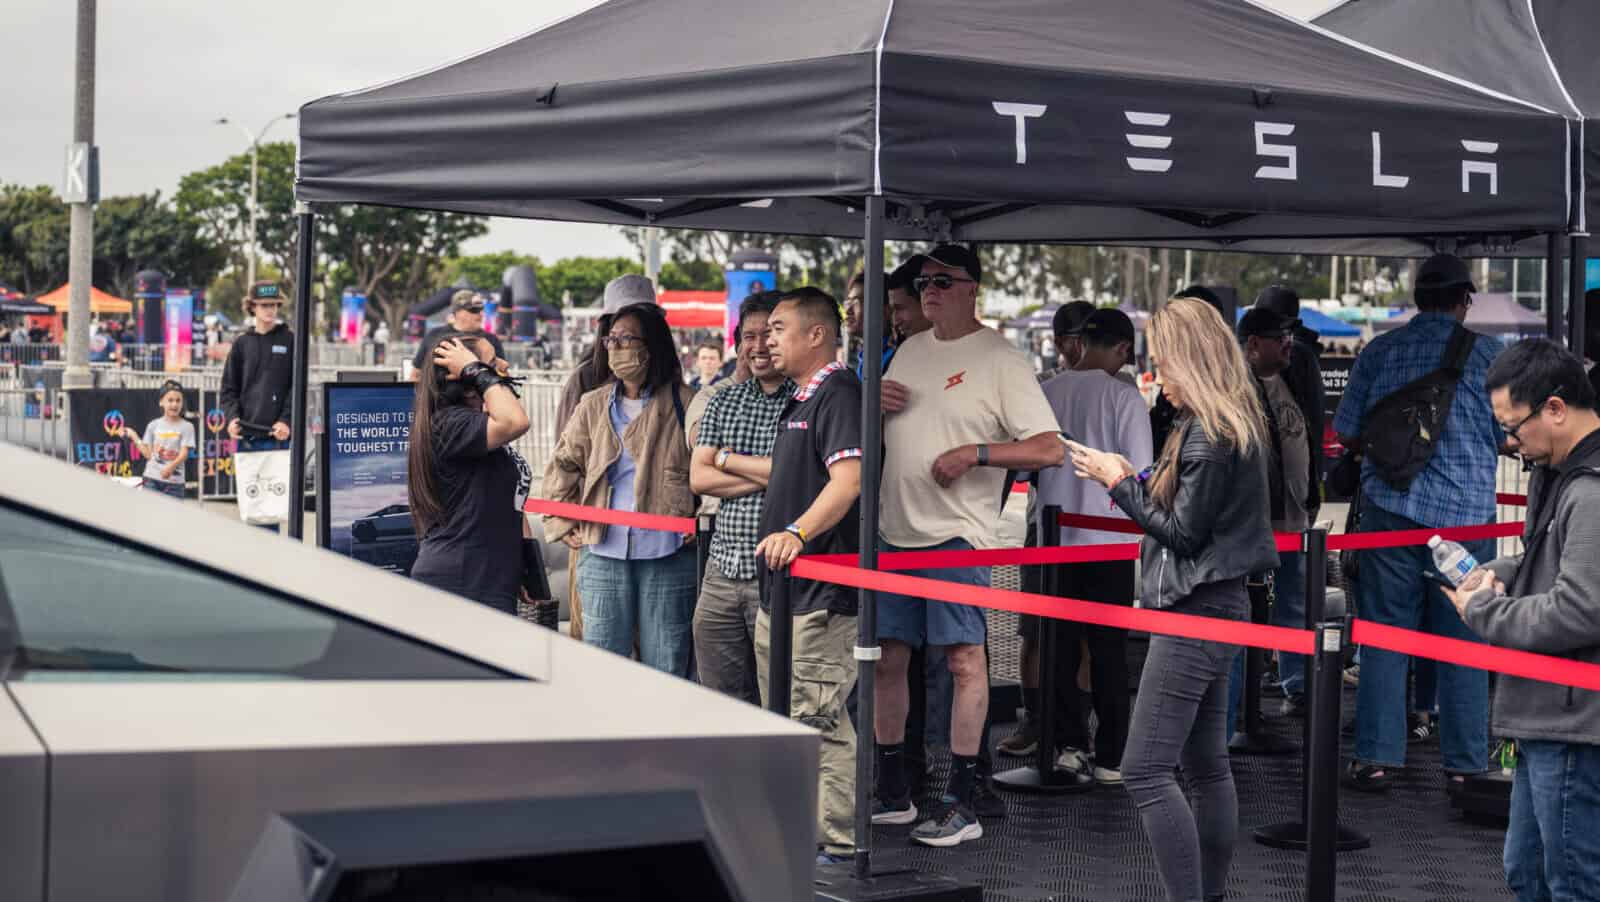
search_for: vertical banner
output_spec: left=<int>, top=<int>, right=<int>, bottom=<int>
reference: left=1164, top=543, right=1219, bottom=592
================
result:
left=164, top=290, right=194, bottom=372
left=199, top=390, right=237, bottom=498
left=1319, top=353, right=1356, bottom=501
left=340, top=289, right=368, bottom=345
left=319, top=382, right=418, bottom=576
left=1586, top=258, right=1600, bottom=291
left=723, top=248, right=779, bottom=350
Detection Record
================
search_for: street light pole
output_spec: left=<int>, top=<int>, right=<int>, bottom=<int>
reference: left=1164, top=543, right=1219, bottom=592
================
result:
left=216, top=114, right=296, bottom=290
left=62, top=0, right=96, bottom=391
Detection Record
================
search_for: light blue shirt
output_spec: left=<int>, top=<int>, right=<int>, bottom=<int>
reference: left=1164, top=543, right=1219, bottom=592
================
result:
left=589, top=383, right=684, bottom=561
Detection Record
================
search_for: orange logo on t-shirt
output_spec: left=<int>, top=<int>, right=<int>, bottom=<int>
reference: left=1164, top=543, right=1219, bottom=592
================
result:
left=945, top=371, right=966, bottom=390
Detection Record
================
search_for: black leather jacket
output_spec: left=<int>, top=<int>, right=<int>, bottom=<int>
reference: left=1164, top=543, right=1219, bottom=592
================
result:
left=1110, top=416, right=1279, bottom=609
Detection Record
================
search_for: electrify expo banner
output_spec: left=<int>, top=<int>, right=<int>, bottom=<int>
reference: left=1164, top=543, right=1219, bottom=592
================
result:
left=164, top=290, right=195, bottom=372
left=67, top=388, right=237, bottom=497
left=320, top=382, right=418, bottom=576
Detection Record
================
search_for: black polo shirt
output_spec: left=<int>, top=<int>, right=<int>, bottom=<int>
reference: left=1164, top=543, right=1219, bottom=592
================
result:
left=413, top=326, right=506, bottom=371
left=758, top=363, right=863, bottom=616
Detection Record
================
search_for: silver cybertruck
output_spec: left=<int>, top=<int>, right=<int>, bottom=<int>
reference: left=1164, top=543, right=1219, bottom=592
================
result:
left=0, top=446, right=817, bottom=901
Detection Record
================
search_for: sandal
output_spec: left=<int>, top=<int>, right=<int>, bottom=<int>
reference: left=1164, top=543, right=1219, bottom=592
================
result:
left=1341, top=760, right=1396, bottom=793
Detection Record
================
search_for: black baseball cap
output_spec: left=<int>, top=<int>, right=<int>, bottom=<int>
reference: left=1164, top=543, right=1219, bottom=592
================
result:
left=1052, top=300, right=1097, bottom=336
left=1237, top=306, right=1297, bottom=340
left=1082, top=307, right=1136, bottom=345
left=921, top=243, right=982, bottom=284
left=1255, top=285, right=1301, bottom=320
left=248, top=282, right=284, bottom=304
left=1416, top=253, right=1476, bottom=291
left=888, top=256, right=924, bottom=293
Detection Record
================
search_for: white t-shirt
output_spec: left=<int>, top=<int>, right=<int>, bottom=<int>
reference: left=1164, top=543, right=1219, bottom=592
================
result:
left=1035, top=369, right=1154, bottom=546
left=881, top=326, right=1060, bottom=549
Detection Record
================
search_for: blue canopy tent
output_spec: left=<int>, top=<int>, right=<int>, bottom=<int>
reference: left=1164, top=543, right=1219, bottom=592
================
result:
left=1236, top=305, right=1359, bottom=338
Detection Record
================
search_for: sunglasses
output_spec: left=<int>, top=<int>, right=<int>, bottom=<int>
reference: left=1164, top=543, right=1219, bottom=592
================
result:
left=457, top=304, right=485, bottom=314
left=912, top=273, right=977, bottom=293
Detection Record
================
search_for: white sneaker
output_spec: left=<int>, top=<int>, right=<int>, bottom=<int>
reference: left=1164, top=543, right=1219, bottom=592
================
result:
left=1055, top=747, right=1091, bottom=774
left=1093, top=765, right=1123, bottom=786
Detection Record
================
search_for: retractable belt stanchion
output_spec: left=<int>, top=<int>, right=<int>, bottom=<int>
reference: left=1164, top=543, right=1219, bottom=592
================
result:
left=1305, top=619, right=1347, bottom=902
left=1231, top=574, right=1295, bottom=756
left=1256, top=528, right=1370, bottom=854
left=767, top=571, right=793, bottom=718
left=994, top=505, right=1090, bottom=793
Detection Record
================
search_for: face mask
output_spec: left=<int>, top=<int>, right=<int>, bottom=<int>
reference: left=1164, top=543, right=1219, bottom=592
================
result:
left=609, top=347, right=648, bottom=383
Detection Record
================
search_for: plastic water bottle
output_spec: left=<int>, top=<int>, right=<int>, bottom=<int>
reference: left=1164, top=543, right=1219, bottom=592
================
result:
left=1429, top=535, right=1497, bottom=604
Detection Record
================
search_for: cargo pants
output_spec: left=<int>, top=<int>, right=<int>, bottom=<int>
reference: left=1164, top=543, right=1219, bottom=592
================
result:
left=755, top=606, right=858, bottom=857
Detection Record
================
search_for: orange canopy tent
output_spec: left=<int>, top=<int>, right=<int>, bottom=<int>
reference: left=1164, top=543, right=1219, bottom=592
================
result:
left=657, top=290, right=725, bottom=330
left=34, top=284, right=134, bottom=315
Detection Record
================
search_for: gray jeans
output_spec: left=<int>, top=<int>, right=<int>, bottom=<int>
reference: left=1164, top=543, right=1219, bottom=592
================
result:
left=1123, top=579, right=1247, bottom=902
left=693, top=568, right=761, bottom=705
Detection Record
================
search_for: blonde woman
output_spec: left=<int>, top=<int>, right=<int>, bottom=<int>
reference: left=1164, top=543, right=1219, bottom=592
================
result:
left=1067, top=297, right=1278, bottom=902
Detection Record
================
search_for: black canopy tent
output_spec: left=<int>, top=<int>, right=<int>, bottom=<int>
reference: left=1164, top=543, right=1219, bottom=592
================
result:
left=1317, top=0, right=1593, bottom=351
left=292, top=0, right=1574, bottom=878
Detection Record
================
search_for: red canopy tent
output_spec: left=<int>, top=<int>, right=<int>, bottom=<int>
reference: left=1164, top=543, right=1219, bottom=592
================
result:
left=657, top=290, right=726, bottom=330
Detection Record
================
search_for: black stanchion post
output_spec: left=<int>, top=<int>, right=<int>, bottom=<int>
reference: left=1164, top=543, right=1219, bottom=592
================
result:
left=695, top=515, right=714, bottom=586
left=1231, top=574, right=1295, bottom=756
left=1255, top=528, right=1369, bottom=854
left=1305, top=619, right=1345, bottom=902
left=768, top=571, right=793, bottom=718
left=1569, top=233, right=1588, bottom=357
left=1545, top=233, right=1564, bottom=344
left=995, top=504, right=1088, bottom=793
left=286, top=204, right=316, bottom=540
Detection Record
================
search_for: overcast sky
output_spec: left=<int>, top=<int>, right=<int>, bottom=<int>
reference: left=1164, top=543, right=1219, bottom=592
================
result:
left=3, top=0, right=1330, bottom=263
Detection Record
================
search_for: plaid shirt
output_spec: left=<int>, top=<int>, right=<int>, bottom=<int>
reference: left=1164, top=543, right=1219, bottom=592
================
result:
left=697, top=376, right=795, bottom=579
left=1332, top=312, right=1504, bottom=529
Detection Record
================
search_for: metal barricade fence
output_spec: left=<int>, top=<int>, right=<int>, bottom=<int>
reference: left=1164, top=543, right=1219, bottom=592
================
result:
left=0, top=343, right=65, bottom=367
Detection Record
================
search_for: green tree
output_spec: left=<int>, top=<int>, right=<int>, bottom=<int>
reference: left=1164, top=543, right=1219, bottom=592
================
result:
left=539, top=256, right=639, bottom=307
left=175, top=142, right=298, bottom=291
left=444, top=251, right=542, bottom=293
left=318, top=206, right=490, bottom=332
left=0, top=184, right=69, bottom=293
left=93, top=192, right=228, bottom=298
left=658, top=259, right=722, bottom=291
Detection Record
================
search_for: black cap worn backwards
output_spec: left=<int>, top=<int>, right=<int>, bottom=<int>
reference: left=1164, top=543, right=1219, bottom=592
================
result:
left=1082, top=307, right=1136, bottom=345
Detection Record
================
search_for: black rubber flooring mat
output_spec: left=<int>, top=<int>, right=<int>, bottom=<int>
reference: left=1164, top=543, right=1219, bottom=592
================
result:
left=868, top=687, right=1512, bottom=902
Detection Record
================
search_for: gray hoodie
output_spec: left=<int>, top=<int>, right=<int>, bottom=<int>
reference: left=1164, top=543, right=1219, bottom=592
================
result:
left=1465, top=427, right=1600, bottom=746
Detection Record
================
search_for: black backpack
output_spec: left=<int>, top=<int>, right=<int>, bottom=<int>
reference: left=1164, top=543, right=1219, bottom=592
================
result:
left=1360, top=325, right=1477, bottom=491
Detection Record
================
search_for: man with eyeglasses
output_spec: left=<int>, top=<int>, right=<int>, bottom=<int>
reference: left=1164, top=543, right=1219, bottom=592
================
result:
left=1333, top=253, right=1502, bottom=795
left=410, top=289, right=508, bottom=382
left=1442, top=338, right=1600, bottom=901
left=872, top=244, right=1064, bottom=848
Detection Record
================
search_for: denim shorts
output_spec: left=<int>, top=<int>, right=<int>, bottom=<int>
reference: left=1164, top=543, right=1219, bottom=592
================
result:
left=876, top=537, right=989, bottom=648
left=140, top=478, right=184, bottom=500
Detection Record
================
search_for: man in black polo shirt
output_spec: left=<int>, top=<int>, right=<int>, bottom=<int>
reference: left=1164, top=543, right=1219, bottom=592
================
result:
left=409, top=289, right=507, bottom=381
left=752, top=287, right=863, bottom=867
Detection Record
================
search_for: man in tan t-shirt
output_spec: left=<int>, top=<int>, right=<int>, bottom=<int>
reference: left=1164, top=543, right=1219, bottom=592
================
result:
left=870, top=244, right=1064, bottom=848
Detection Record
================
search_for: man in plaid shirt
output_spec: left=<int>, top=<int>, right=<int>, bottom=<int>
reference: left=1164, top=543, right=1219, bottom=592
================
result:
left=689, top=293, right=793, bottom=703
left=1333, top=253, right=1503, bottom=793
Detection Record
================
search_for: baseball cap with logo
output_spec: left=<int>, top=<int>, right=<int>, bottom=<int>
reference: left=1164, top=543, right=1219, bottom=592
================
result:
left=1082, top=307, right=1137, bottom=346
left=921, top=244, right=982, bottom=284
left=450, top=289, right=484, bottom=311
left=248, top=282, right=284, bottom=306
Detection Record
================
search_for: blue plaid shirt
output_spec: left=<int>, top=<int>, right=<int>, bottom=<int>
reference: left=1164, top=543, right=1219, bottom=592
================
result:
left=1333, top=313, right=1504, bottom=529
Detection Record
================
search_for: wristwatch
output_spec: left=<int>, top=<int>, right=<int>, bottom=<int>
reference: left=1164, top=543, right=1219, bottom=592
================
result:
left=785, top=523, right=808, bottom=542
left=715, top=447, right=733, bottom=470
left=975, top=443, right=990, bottom=466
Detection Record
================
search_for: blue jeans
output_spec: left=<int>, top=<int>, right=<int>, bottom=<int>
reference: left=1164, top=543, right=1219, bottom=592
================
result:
left=578, top=547, right=697, bottom=677
left=1354, top=505, right=1489, bottom=772
left=1504, top=740, right=1600, bottom=902
left=1124, top=579, right=1245, bottom=902
left=1227, top=551, right=1307, bottom=731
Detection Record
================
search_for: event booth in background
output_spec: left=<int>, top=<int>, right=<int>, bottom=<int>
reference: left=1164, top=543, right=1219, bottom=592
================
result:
left=291, top=1, right=1581, bottom=896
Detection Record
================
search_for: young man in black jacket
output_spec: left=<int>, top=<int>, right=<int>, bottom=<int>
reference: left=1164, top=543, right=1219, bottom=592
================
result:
left=221, top=282, right=294, bottom=448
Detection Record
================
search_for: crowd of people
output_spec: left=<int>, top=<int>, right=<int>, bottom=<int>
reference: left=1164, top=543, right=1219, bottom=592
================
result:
left=391, top=246, right=1600, bottom=902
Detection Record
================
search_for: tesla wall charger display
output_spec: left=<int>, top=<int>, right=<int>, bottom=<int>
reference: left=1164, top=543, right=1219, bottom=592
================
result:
left=319, top=382, right=418, bottom=576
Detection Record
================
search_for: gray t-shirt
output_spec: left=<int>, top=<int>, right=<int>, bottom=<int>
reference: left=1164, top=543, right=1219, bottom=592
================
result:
left=1261, top=374, right=1309, bottom=532
left=141, top=417, right=196, bottom=484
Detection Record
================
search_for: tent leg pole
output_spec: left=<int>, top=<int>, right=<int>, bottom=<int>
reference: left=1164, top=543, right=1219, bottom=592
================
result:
left=1570, top=234, right=1588, bottom=357
left=1545, top=233, right=1564, bottom=344
left=853, top=196, right=885, bottom=880
left=287, top=204, right=316, bottom=540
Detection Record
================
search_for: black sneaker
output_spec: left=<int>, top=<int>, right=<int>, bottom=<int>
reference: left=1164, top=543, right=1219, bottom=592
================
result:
left=972, top=776, right=1007, bottom=819
left=870, top=792, right=918, bottom=826
left=910, top=799, right=983, bottom=848
left=1408, top=714, right=1436, bottom=744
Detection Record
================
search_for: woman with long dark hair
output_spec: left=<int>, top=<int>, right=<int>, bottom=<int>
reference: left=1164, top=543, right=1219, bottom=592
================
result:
left=408, top=335, right=532, bottom=613
left=540, top=302, right=698, bottom=675
left=1067, top=298, right=1278, bottom=902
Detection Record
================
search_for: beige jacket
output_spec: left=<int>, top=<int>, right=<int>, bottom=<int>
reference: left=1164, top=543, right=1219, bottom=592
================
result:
left=540, top=380, right=697, bottom=544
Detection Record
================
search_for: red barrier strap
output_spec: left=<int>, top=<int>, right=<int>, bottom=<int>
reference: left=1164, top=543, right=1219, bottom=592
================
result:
left=802, top=542, right=1141, bottom=571
left=523, top=498, right=697, bottom=534
left=1352, top=619, right=1600, bottom=693
left=1326, top=521, right=1523, bottom=551
left=1498, top=492, right=1528, bottom=506
left=790, top=558, right=1317, bottom=656
left=1060, top=512, right=1303, bottom=552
